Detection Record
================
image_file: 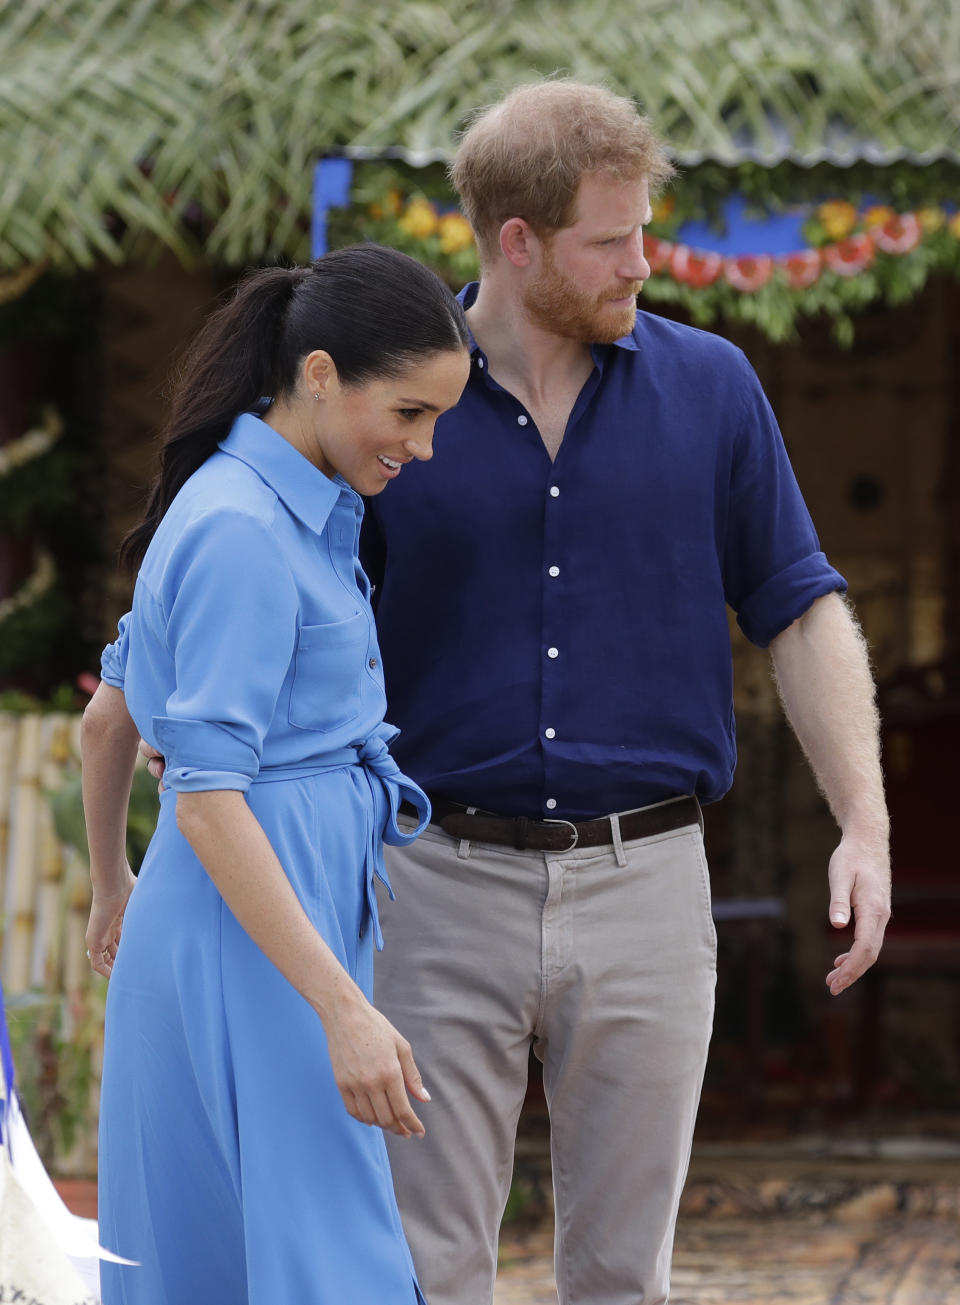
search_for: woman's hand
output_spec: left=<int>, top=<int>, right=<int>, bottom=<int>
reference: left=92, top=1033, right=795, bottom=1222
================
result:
left=174, top=790, right=431, bottom=1138
left=323, top=994, right=431, bottom=1139
left=138, top=737, right=166, bottom=789
left=85, top=864, right=137, bottom=977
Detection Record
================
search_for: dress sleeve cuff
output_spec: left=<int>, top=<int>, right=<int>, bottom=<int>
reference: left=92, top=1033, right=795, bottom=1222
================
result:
left=151, top=716, right=260, bottom=793
left=736, top=553, right=847, bottom=648
left=100, top=613, right=131, bottom=688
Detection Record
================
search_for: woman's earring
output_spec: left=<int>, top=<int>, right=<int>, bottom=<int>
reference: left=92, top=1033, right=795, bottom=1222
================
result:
left=314, top=392, right=321, bottom=401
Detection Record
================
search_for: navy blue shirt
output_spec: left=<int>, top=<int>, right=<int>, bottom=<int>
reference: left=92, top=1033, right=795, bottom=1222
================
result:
left=362, top=285, right=845, bottom=820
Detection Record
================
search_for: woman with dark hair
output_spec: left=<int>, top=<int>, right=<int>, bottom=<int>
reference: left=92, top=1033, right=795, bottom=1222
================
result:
left=80, top=245, right=469, bottom=1304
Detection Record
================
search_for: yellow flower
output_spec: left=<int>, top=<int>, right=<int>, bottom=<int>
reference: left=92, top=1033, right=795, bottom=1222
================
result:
left=918, top=206, right=946, bottom=232
left=949, top=212, right=960, bottom=240
left=862, top=205, right=895, bottom=228
left=438, top=213, right=475, bottom=254
left=398, top=199, right=439, bottom=239
left=818, top=201, right=858, bottom=241
left=369, top=190, right=405, bottom=221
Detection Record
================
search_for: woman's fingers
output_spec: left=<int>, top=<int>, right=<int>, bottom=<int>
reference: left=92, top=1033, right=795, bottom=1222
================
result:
left=326, top=1004, right=428, bottom=1136
left=385, top=1076, right=425, bottom=1137
left=341, top=1087, right=371, bottom=1126
left=397, top=1040, right=431, bottom=1104
left=337, top=1063, right=425, bottom=1137
left=369, top=1086, right=412, bottom=1138
left=86, top=873, right=136, bottom=976
left=87, top=946, right=113, bottom=977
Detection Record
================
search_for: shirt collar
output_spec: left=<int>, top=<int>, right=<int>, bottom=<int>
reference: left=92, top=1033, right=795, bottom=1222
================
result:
left=456, top=281, right=643, bottom=366
left=219, top=412, right=357, bottom=536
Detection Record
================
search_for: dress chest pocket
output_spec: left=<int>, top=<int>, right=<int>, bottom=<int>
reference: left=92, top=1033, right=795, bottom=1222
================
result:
left=288, top=612, right=369, bottom=733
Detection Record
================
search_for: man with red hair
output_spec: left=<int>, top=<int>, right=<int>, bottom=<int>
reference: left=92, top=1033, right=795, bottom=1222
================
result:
left=363, top=80, right=890, bottom=1305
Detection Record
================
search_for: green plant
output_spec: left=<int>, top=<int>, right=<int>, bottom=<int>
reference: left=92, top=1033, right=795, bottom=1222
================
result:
left=0, top=682, right=78, bottom=714
left=5, top=986, right=104, bottom=1169
left=49, top=765, right=161, bottom=875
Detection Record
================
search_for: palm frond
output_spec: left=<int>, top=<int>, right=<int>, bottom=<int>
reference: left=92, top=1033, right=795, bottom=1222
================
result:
left=1, top=0, right=958, bottom=270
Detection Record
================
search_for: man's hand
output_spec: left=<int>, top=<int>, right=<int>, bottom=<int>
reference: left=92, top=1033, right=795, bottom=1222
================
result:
left=769, top=594, right=891, bottom=997
left=825, top=836, right=890, bottom=995
left=139, top=737, right=166, bottom=788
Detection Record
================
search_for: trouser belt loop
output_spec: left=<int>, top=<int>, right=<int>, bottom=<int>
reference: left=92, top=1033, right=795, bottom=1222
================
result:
left=457, top=806, right=477, bottom=861
left=609, top=811, right=627, bottom=868
left=513, top=816, right=529, bottom=851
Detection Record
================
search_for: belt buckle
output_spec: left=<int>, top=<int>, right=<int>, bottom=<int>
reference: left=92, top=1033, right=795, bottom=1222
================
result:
left=543, top=817, right=579, bottom=853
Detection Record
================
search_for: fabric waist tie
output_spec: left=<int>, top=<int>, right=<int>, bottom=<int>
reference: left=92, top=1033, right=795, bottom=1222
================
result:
left=250, top=726, right=430, bottom=951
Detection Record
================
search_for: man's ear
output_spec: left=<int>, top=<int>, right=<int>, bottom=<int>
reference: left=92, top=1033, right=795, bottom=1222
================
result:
left=499, top=217, right=538, bottom=269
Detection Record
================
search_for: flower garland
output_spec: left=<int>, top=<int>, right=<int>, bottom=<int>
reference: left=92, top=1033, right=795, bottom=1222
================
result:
left=0, top=548, right=56, bottom=627
left=352, top=189, right=479, bottom=285
left=0, top=263, right=47, bottom=308
left=341, top=181, right=960, bottom=344
left=0, top=406, right=64, bottom=634
left=0, top=406, right=64, bottom=478
left=648, top=203, right=956, bottom=294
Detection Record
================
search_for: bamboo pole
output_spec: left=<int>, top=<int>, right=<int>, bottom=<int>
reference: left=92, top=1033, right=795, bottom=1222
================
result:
left=63, top=713, right=90, bottom=996
left=64, top=845, right=92, bottom=997
left=32, top=715, right=70, bottom=990
left=0, top=712, right=18, bottom=910
left=0, top=710, right=104, bottom=1176
left=2, top=714, right=42, bottom=990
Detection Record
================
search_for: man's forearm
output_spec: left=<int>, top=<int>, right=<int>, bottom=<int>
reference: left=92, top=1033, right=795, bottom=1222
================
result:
left=769, top=591, right=888, bottom=847
left=770, top=591, right=890, bottom=991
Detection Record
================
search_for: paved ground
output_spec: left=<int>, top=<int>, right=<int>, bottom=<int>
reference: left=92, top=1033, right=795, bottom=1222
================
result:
left=496, top=1212, right=960, bottom=1303
left=494, top=1137, right=960, bottom=1304
left=58, top=1138, right=960, bottom=1304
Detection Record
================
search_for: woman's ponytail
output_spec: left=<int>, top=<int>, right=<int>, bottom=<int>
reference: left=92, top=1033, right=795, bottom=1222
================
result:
left=120, top=267, right=303, bottom=569
left=121, top=246, right=467, bottom=570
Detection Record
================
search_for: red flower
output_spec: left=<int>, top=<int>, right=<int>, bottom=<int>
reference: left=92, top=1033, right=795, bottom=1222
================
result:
left=873, top=213, right=922, bottom=255
left=823, top=233, right=875, bottom=277
left=643, top=234, right=672, bottom=274
left=670, top=245, right=722, bottom=287
left=778, top=249, right=822, bottom=290
left=724, top=254, right=774, bottom=292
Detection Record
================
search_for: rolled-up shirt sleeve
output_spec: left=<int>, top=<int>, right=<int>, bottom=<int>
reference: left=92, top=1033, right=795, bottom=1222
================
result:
left=155, top=509, right=300, bottom=793
left=101, top=611, right=132, bottom=688
left=723, top=354, right=846, bottom=648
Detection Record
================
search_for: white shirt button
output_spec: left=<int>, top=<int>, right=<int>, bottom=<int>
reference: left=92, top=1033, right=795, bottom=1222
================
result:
left=549, top=486, right=560, bottom=498
left=547, top=647, right=559, bottom=659
left=477, top=357, right=484, bottom=368
left=517, top=414, right=528, bottom=426
left=545, top=798, right=558, bottom=810
left=544, top=727, right=556, bottom=739
left=548, top=565, right=560, bottom=577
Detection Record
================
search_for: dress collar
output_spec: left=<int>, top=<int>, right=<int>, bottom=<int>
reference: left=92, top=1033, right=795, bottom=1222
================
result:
left=219, top=412, right=356, bottom=536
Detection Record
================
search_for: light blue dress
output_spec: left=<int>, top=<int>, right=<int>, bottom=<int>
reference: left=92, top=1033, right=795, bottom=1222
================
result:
left=97, top=413, right=430, bottom=1305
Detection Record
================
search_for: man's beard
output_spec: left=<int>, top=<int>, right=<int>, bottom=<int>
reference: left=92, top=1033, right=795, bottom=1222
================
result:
left=523, top=244, right=641, bottom=344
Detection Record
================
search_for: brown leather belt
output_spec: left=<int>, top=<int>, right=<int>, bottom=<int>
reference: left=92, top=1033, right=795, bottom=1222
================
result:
left=407, top=795, right=701, bottom=853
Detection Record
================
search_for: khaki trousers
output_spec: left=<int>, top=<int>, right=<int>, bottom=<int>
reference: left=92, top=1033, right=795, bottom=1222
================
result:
left=375, top=806, right=717, bottom=1305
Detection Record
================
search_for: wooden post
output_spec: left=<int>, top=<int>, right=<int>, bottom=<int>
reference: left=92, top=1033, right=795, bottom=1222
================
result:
left=944, top=280, right=960, bottom=671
